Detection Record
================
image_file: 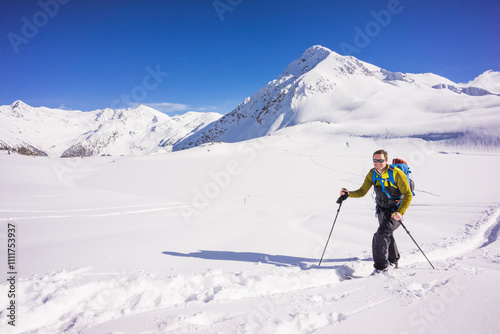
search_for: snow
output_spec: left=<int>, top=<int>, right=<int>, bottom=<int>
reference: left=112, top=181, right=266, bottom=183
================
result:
left=1, top=123, right=500, bottom=333
left=0, top=102, right=222, bottom=157
left=1, top=44, right=499, bottom=333
left=462, top=70, right=500, bottom=95
left=173, top=46, right=500, bottom=151
left=2, top=46, right=499, bottom=157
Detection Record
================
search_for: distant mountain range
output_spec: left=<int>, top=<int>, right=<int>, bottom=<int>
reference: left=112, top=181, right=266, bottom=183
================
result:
left=1, top=45, right=499, bottom=157
left=0, top=101, right=221, bottom=157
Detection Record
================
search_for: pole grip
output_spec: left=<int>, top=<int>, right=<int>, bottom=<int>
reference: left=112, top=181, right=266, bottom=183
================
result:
left=336, top=193, right=349, bottom=204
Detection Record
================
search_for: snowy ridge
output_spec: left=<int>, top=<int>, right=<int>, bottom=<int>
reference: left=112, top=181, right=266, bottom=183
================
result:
left=0, top=101, right=222, bottom=157
left=462, top=70, right=500, bottom=94
left=431, top=83, right=496, bottom=96
left=174, top=45, right=500, bottom=151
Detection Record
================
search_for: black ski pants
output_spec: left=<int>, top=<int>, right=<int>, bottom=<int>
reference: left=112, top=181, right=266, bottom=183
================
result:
left=372, top=205, right=400, bottom=270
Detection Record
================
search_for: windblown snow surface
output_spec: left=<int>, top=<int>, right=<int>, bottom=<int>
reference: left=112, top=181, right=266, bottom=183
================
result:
left=1, top=122, right=500, bottom=333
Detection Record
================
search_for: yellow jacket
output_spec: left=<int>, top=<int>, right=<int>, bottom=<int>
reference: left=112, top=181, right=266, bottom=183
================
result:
left=349, top=166, right=413, bottom=215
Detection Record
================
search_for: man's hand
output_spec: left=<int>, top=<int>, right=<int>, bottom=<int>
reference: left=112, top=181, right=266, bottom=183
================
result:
left=392, top=212, right=402, bottom=221
left=337, top=188, right=350, bottom=204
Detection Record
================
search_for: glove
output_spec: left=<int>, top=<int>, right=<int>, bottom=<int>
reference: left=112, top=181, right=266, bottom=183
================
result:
left=337, top=193, right=349, bottom=204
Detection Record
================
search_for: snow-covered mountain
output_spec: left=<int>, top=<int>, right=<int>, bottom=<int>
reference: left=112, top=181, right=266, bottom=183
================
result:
left=2, top=46, right=499, bottom=156
left=462, top=70, right=500, bottom=94
left=0, top=101, right=222, bottom=157
left=174, top=45, right=500, bottom=151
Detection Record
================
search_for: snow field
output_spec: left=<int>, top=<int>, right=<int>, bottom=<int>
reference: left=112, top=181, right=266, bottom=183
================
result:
left=1, top=124, right=500, bottom=333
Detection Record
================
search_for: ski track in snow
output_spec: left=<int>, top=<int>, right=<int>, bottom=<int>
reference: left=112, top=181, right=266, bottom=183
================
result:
left=0, top=202, right=195, bottom=221
left=0, top=202, right=185, bottom=213
left=422, top=204, right=500, bottom=263
left=1, top=205, right=499, bottom=333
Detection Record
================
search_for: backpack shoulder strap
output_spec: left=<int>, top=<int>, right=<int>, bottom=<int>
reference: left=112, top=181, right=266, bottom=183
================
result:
left=372, top=166, right=399, bottom=199
left=387, top=166, right=396, bottom=188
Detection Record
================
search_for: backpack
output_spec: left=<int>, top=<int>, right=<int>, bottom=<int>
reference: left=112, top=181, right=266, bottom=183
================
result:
left=372, top=158, right=415, bottom=200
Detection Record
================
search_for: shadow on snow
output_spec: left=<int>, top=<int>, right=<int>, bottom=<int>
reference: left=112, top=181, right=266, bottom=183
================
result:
left=162, top=250, right=371, bottom=271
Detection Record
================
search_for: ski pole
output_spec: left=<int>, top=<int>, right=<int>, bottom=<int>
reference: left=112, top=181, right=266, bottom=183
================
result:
left=318, top=194, right=348, bottom=266
left=399, top=218, right=435, bottom=269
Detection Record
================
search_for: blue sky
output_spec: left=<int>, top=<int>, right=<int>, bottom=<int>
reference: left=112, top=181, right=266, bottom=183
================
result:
left=1, top=0, right=499, bottom=115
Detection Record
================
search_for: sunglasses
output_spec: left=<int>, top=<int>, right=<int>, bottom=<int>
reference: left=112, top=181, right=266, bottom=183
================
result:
left=373, top=159, right=386, bottom=163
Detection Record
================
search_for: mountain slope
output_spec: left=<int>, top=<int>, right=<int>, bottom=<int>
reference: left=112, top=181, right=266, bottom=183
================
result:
left=59, top=105, right=221, bottom=157
left=0, top=101, right=95, bottom=157
left=173, top=45, right=500, bottom=151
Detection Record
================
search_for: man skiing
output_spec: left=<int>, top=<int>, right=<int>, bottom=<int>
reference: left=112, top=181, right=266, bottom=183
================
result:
left=340, top=149, right=413, bottom=273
